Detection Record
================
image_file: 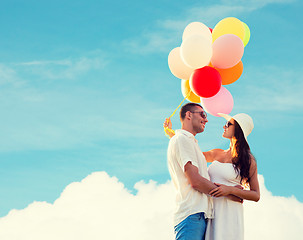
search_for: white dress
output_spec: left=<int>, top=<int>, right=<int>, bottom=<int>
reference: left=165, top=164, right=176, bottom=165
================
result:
left=205, top=160, right=244, bottom=240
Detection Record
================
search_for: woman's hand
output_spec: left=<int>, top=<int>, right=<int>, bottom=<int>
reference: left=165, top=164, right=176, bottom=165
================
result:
left=209, top=183, right=232, bottom=197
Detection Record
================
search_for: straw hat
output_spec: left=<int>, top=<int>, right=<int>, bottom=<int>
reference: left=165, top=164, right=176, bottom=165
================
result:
left=218, top=113, right=254, bottom=141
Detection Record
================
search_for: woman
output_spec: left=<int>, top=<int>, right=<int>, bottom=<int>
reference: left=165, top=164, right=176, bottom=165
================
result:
left=164, top=112, right=260, bottom=240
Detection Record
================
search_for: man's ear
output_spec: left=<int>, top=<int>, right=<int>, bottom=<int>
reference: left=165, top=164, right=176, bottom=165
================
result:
left=185, top=111, right=192, bottom=120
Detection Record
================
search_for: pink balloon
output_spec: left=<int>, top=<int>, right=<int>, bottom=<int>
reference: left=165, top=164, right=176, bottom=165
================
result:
left=200, top=86, right=233, bottom=117
left=211, top=34, right=244, bottom=69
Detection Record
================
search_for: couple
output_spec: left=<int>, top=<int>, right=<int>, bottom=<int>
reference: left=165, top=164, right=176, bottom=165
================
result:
left=164, top=103, right=260, bottom=240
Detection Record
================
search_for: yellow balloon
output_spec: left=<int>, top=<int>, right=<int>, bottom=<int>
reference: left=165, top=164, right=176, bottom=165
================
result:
left=181, top=79, right=200, bottom=103
left=212, top=17, right=245, bottom=43
left=242, top=22, right=250, bottom=47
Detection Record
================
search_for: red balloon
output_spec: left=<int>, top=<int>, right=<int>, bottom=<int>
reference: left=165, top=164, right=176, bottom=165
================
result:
left=209, top=28, right=213, bottom=33
left=189, top=66, right=222, bottom=98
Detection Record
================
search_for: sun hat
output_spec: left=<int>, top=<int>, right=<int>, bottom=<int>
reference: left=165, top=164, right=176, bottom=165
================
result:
left=218, top=113, right=254, bottom=141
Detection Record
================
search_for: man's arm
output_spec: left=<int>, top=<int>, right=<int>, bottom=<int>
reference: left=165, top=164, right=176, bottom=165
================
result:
left=184, top=161, right=218, bottom=194
left=184, top=162, right=243, bottom=203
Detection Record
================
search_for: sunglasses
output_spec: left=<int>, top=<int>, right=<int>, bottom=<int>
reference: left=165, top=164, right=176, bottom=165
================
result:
left=224, top=121, right=233, bottom=128
left=190, top=111, right=207, bottom=119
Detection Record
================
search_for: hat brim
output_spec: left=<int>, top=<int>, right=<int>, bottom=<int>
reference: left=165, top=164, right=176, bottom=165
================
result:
left=217, top=113, right=232, bottom=121
left=218, top=113, right=250, bottom=142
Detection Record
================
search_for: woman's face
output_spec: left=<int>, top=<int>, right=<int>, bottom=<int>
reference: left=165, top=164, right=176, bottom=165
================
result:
left=222, top=118, right=235, bottom=139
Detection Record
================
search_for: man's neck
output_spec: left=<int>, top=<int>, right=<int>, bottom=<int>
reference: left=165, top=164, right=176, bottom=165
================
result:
left=181, top=125, right=196, bottom=136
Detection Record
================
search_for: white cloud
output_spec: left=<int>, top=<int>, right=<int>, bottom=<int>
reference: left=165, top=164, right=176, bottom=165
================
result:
left=0, top=172, right=302, bottom=240
left=123, top=31, right=177, bottom=54
left=16, top=56, right=108, bottom=80
left=0, top=172, right=175, bottom=240
left=231, top=65, right=303, bottom=114
left=0, top=64, right=25, bottom=87
left=18, top=59, right=72, bottom=66
left=244, top=175, right=303, bottom=240
left=123, top=0, right=295, bottom=54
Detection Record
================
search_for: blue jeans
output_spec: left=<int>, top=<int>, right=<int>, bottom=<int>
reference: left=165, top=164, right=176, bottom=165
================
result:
left=174, top=212, right=207, bottom=240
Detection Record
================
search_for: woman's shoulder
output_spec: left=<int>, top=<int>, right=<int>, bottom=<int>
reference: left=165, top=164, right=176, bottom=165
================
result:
left=249, top=154, right=257, bottom=165
left=249, top=154, right=258, bottom=173
left=203, top=148, right=224, bottom=163
left=211, top=148, right=225, bottom=155
left=208, top=148, right=224, bottom=158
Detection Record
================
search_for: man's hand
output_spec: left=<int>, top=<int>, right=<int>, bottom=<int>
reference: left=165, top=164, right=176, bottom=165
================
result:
left=163, top=118, right=172, bottom=129
left=210, top=183, right=243, bottom=203
left=163, top=118, right=175, bottom=138
left=209, top=183, right=232, bottom=197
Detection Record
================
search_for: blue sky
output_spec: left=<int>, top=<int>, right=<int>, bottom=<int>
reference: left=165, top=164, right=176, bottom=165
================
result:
left=0, top=0, right=302, bottom=218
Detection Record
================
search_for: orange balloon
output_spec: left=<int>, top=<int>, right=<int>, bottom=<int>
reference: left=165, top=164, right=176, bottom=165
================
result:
left=209, top=61, right=243, bottom=85
left=181, top=79, right=200, bottom=103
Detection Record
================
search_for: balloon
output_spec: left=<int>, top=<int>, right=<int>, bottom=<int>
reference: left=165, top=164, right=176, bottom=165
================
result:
left=181, top=79, right=201, bottom=103
left=209, top=28, right=213, bottom=33
left=189, top=66, right=222, bottom=98
left=212, top=17, right=245, bottom=43
left=168, top=47, right=195, bottom=80
left=210, top=61, right=243, bottom=85
left=242, top=22, right=250, bottom=47
left=201, top=86, right=234, bottom=117
left=211, top=34, right=244, bottom=69
left=180, top=34, right=212, bottom=69
left=182, top=22, right=212, bottom=44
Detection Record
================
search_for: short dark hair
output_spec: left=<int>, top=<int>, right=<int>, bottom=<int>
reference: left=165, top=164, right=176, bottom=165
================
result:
left=180, top=103, right=203, bottom=121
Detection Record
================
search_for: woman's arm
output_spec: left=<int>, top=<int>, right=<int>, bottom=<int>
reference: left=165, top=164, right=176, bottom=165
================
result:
left=209, top=158, right=260, bottom=202
left=202, top=151, right=213, bottom=163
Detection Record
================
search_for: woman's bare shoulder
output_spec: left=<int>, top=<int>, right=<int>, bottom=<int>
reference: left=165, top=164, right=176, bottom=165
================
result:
left=249, top=154, right=258, bottom=174
left=203, top=148, right=224, bottom=162
left=209, top=148, right=225, bottom=158
left=211, top=148, right=225, bottom=154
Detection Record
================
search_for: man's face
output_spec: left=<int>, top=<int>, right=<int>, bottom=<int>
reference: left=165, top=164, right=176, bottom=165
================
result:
left=190, top=107, right=208, bottom=134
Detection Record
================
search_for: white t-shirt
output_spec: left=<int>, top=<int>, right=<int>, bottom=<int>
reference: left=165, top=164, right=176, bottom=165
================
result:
left=167, top=129, right=213, bottom=226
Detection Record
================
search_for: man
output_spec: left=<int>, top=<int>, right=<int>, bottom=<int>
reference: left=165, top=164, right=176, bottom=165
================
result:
left=166, top=103, right=240, bottom=240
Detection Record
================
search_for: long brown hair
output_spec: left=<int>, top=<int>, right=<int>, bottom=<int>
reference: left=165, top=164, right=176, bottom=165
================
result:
left=231, top=120, right=255, bottom=185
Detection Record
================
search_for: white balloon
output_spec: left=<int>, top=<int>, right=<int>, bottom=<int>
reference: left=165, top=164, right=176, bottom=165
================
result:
left=182, top=22, right=212, bottom=44
left=168, top=47, right=195, bottom=80
left=180, top=35, right=212, bottom=69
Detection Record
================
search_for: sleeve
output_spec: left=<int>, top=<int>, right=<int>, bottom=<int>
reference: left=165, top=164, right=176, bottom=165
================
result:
left=175, top=135, right=199, bottom=171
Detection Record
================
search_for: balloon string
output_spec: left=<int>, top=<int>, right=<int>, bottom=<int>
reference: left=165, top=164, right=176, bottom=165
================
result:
left=169, top=91, right=190, bottom=118
left=164, top=91, right=191, bottom=138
